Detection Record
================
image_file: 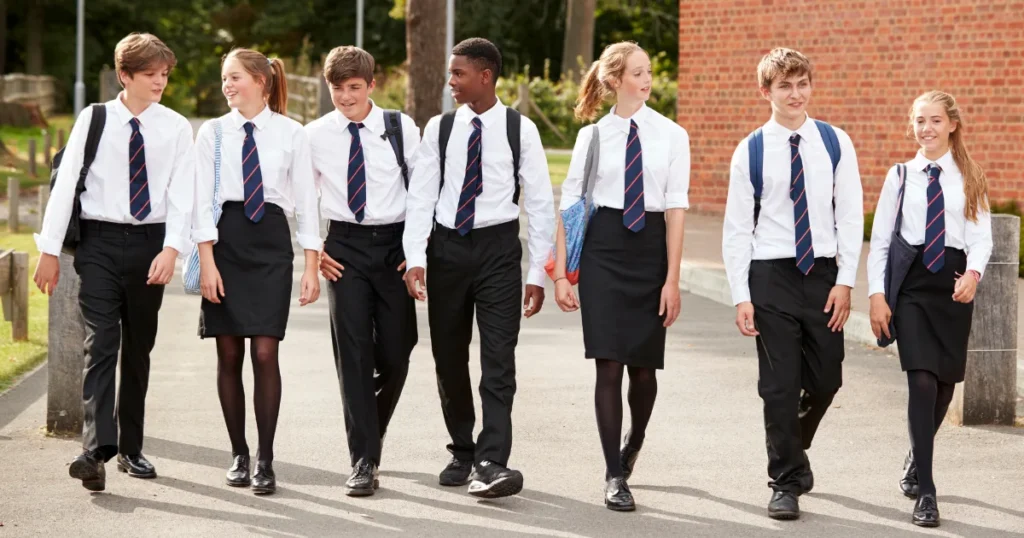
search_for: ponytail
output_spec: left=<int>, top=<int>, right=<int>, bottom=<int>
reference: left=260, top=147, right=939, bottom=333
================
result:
left=267, top=58, right=288, bottom=115
left=574, top=61, right=607, bottom=122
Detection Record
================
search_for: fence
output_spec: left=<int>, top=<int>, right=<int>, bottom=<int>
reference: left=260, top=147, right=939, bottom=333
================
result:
left=285, top=74, right=333, bottom=125
left=1, top=74, right=59, bottom=116
left=0, top=248, right=29, bottom=342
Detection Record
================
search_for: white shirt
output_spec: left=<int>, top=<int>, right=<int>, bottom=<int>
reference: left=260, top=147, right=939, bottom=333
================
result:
left=867, top=150, right=993, bottom=296
left=722, top=115, right=864, bottom=305
left=403, top=100, right=556, bottom=287
left=192, top=106, right=321, bottom=251
left=306, top=102, right=420, bottom=225
left=35, top=94, right=195, bottom=257
left=559, top=104, right=690, bottom=212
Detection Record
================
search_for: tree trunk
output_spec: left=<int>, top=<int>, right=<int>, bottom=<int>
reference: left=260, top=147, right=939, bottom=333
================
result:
left=25, top=1, right=43, bottom=75
left=405, top=0, right=446, bottom=129
left=561, top=0, right=596, bottom=83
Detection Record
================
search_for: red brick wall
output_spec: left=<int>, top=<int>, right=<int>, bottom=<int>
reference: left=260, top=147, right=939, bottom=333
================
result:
left=678, top=0, right=1024, bottom=213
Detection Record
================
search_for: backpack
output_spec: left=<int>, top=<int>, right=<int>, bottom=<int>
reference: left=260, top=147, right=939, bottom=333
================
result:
left=438, top=107, right=522, bottom=204
left=379, top=109, right=409, bottom=189
left=49, top=103, right=107, bottom=254
left=747, top=119, right=840, bottom=227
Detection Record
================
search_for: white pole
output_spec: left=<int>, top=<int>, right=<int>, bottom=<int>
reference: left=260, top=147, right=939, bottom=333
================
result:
left=356, top=0, right=364, bottom=49
left=74, top=0, right=85, bottom=117
left=442, top=0, right=455, bottom=112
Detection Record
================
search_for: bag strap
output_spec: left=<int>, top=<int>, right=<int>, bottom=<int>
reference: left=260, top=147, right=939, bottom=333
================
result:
left=213, top=119, right=223, bottom=213
left=79, top=104, right=107, bottom=190
left=893, top=163, right=908, bottom=233
left=382, top=110, right=409, bottom=189
left=506, top=107, right=522, bottom=205
left=581, top=124, right=601, bottom=212
left=437, top=110, right=457, bottom=193
left=813, top=120, right=841, bottom=175
left=747, top=128, right=764, bottom=227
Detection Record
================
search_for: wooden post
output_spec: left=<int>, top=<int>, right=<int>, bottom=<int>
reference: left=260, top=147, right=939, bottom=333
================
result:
left=44, top=131, right=52, bottom=167
left=516, top=83, right=530, bottom=115
left=11, top=252, right=28, bottom=341
left=37, top=184, right=50, bottom=232
left=7, top=177, right=19, bottom=232
left=46, top=255, right=86, bottom=435
left=27, top=139, right=37, bottom=177
left=58, top=129, right=66, bottom=149
left=948, top=214, right=1020, bottom=425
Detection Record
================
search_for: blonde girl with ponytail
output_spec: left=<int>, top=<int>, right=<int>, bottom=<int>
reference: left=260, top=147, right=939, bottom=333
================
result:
left=552, top=41, right=691, bottom=512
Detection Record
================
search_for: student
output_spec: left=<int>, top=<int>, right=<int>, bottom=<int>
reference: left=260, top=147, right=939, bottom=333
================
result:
left=307, top=46, right=419, bottom=497
left=867, top=90, right=991, bottom=528
left=32, top=32, right=195, bottom=491
left=402, top=37, right=555, bottom=499
left=552, top=41, right=689, bottom=512
left=721, top=47, right=863, bottom=520
left=192, top=48, right=321, bottom=496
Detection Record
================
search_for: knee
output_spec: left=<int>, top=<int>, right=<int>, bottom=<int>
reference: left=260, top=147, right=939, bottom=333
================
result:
left=626, top=367, right=657, bottom=387
left=251, top=347, right=279, bottom=367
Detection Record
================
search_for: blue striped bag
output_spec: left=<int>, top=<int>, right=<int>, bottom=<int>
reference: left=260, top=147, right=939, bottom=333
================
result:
left=545, top=124, right=600, bottom=284
left=182, top=119, right=222, bottom=295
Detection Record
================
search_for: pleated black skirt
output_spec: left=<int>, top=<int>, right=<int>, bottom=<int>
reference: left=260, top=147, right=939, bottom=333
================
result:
left=894, top=247, right=974, bottom=384
left=578, top=207, right=668, bottom=369
left=199, top=202, right=294, bottom=340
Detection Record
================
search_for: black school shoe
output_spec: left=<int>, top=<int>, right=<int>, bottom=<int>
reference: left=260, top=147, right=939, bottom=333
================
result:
left=467, top=461, right=523, bottom=499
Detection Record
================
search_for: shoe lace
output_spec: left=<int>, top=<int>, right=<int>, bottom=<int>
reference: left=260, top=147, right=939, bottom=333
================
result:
left=919, top=496, right=938, bottom=511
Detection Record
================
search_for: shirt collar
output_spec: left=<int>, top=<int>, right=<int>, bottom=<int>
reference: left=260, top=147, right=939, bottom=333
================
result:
left=230, top=104, right=274, bottom=132
left=601, top=103, right=651, bottom=134
left=455, top=98, right=506, bottom=128
left=334, top=100, right=383, bottom=134
left=763, top=113, right=816, bottom=141
left=911, top=149, right=956, bottom=174
left=111, top=91, right=158, bottom=127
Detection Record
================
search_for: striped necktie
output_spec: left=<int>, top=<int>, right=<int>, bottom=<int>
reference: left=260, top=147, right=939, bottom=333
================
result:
left=242, top=121, right=265, bottom=222
left=790, top=133, right=814, bottom=275
left=455, top=117, right=482, bottom=236
left=924, top=164, right=945, bottom=272
left=347, top=122, right=367, bottom=222
left=128, top=118, right=151, bottom=221
left=623, top=119, right=645, bottom=231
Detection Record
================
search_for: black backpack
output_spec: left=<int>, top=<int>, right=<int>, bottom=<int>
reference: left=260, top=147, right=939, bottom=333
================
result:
left=49, top=103, right=107, bottom=254
left=379, top=109, right=409, bottom=189
left=438, top=107, right=522, bottom=204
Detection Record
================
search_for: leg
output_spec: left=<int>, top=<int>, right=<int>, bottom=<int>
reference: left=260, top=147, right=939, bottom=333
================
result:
left=933, top=380, right=955, bottom=435
left=216, top=336, right=248, bottom=456
left=594, top=360, right=625, bottom=477
left=907, top=370, right=939, bottom=496
left=797, top=259, right=845, bottom=451
left=371, top=272, right=415, bottom=453
left=250, top=336, right=282, bottom=463
left=427, top=234, right=477, bottom=462
left=624, top=366, right=658, bottom=451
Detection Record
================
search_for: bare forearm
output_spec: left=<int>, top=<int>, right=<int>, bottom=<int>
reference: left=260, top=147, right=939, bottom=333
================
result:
left=554, top=214, right=568, bottom=280
left=665, top=209, right=685, bottom=285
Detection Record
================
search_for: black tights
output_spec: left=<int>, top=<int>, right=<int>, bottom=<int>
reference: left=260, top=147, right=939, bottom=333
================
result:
left=907, top=369, right=956, bottom=496
left=217, top=336, right=282, bottom=463
left=594, top=359, right=658, bottom=478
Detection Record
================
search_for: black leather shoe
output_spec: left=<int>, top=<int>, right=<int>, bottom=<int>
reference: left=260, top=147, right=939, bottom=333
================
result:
left=604, top=477, right=636, bottom=511
left=620, top=444, right=641, bottom=481
left=69, top=451, right=106, bottom=492
left=900, top=449, right=919, bottom=499
left=251, top=460, right=276, bottom=495
left=467, top=460, right=524, bottom=499
left=438, top=457, right=473, bottom=487
left=116, top=453, right=157, bottom=479
left=225, top=454, right=251, bottom=487
left=797, top=451, right=814, bottom=495
left=767, top=491, right=800, bottom=520
left=912, top=494, right=940, bottom=527
left=346, top=459, right=380, bottom=497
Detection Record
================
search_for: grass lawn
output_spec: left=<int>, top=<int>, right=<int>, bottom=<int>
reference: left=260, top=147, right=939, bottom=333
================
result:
left=0, top=227, right=48, bottom=392
left=547, top=151, right=571, bottom=187
left=1, top=115, right=76, bottom=193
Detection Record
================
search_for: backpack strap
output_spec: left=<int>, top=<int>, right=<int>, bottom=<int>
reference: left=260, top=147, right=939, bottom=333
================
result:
left=814, top=120, right=841, bottom=175
left=747, top=128, right=764, bottom=227
left=506, top=107, right=522, bottom=205
left=893, top=164, right=908, bottom=233
left=437, top=110, right=458, bottom=194
left=79, top=104, right=107, bottom=191
left=382, top=110, right=409, bottom=189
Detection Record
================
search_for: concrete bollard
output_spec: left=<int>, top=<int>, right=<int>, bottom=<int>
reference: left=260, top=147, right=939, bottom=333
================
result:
left=7, top=177, right=19, bottom=232
left=27, top=139, right=37, bottom=178
left=948, top=214, right=1020, bottom=425
left=46, top=255, right=86, bottom=435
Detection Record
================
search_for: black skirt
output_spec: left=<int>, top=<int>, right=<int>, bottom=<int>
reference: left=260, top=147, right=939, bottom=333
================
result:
left=578, top=207, right=668, bottom=369
left=199, top=202, right=294, bottom=340
left=894, top=247, right=974, bottom=384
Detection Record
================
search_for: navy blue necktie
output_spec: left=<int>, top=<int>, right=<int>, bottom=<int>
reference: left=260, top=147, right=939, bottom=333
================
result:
left=242, top=122, right=265, bottom=222
left=455, top=117, right=482, bottom=236
left=347, top=122, right=367, bottom=222
left=623, top=119, right=645, bottom=231
left=790, top=133, right=814, bottom=275
left=924, top=164, right=945, bottom=272
left=128, top=118, right=151, bottom=221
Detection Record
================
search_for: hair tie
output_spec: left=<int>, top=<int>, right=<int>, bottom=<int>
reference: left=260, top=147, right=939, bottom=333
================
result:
left=267, top=57, right=273, bottom=67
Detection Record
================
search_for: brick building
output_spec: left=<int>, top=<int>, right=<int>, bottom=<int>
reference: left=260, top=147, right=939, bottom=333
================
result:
left=677, top=0, right=1024, bottom=213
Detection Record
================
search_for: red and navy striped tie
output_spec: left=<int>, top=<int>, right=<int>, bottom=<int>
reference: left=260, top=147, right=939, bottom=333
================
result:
left=128, top=118, right=151, bottom=221
left=242, top=122, right=265, bottom=222
left=455, top=117, right=482, bottom=236
left=347, top=122, right=367, bottom=222
left=790, top=133, right=814, bottom=275
left=924, top=164, right=945, bottom=272
left=623, top=119, right=645, bottom=232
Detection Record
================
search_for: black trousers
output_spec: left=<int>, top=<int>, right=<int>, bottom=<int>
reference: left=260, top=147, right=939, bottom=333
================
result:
left=749, top=257, right=844, bottom=493
left=426, top=220, right=522, bottom=466
left=325, top=221, right=416, bottom=467
left=73, top=220, right=166, bottom=461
